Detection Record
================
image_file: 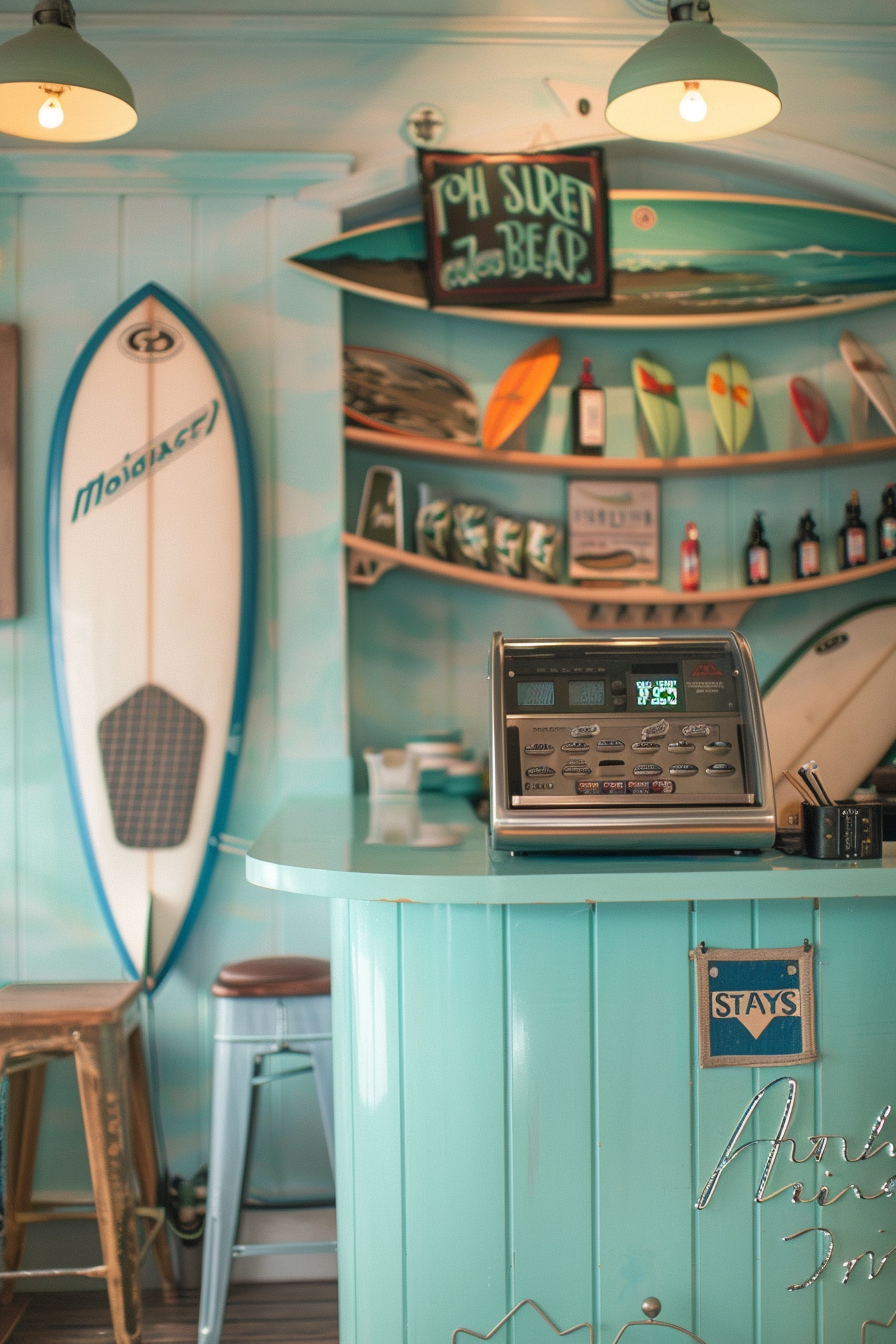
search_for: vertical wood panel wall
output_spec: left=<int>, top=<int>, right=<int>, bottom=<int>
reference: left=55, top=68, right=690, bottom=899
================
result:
left=0, top=152, right=351, bottom=1202
left=334, top=895, right=896, bottom=1344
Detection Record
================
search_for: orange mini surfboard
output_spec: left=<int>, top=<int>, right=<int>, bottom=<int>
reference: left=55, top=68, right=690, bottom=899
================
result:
left=481, top=336, right=561, bottom=450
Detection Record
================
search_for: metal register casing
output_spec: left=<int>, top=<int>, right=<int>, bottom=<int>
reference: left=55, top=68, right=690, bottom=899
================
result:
left=489, top=632, right=776, bottom=852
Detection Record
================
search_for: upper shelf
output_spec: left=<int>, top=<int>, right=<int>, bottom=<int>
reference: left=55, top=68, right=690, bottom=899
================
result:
left=290, top=195, right=896, bottom=330
left=346, top=425, right=896, bottom=478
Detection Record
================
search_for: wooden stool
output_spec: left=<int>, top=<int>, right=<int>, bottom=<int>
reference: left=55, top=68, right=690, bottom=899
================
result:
left=198, top=957, right=334, bottom=1344
left=0, top=982, right=178, bottom=1344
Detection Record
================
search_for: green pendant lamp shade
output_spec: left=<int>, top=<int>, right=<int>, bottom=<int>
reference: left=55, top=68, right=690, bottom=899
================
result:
left=606, top=2, right=780, bottom=142
left=0, top=0, right=136, bottom=142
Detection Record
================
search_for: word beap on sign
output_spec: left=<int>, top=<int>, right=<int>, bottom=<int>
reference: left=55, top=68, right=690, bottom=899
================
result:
left=419, top=149, right=609, bottom=307
left=691, top=944, right=816, bottom=1068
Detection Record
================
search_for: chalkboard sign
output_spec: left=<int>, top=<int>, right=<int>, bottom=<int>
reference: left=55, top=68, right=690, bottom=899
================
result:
left=418, top=148, right=609, bottom=308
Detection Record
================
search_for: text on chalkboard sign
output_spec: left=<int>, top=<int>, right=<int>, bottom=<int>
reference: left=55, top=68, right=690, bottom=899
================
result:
left=419, top=149, right=609, bottom=307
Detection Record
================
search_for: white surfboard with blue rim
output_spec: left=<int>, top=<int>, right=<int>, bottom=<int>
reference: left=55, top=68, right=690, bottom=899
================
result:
left=47, top=282, right=256, bottom=989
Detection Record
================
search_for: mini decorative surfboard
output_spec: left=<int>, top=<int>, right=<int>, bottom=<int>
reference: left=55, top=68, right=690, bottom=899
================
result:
left=47, top=283, right=257, bottom=988
left=789, top=375, right=830, bottom=445
left=632, top=355, right=682, bottom=458
left=289, top=192, right=896, bottom=327
left=839, top=330, right=896, bottom=434
left=762, top=601, right=896, bottom=829
left=706, top=355, right=753, bottom=452
left=481, top=336, right=561, bottom=450
left=343, top=346, right=478, bottom=442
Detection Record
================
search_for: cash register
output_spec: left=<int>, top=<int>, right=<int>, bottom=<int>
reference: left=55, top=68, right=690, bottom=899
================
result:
left=489, top=632, right=776, bottom=852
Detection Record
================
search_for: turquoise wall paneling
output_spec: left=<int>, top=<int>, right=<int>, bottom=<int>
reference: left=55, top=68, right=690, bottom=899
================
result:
left=331, top=892, right=896, bottom=1344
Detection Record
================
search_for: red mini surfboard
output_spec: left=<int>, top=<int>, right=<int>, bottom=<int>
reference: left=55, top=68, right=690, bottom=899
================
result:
left=789, top=375, right=829, bottom=445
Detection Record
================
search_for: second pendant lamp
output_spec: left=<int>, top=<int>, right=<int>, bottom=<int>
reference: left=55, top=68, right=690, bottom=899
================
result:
left=605, top=0, right=780, bottom=142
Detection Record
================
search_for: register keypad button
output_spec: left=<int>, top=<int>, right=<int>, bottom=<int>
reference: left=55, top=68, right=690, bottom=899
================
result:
left=627, top=780, right=650, bottom=794
left=641, top=719, right=670, bottom=739
left=669, top=764, right=698, bottom=776
left=633, top=764, right=663, bottom=776
left=651, top=780, right=675, bottom=793
left=667, top=741, right=695, bottom=754
left=705, top=762, right=736, bottom=775
left=570, top=724, right=599, bottom=737
left=599, top=781, right=626, bottom=794
left=526, top=766, right=556, bottom=777
left=611, top=679, right=625, bottom=692
left=682, top=724, right=713, bottom=738
left=612, top=696, right=627, bottom=707
left=595, top=739, right=624, bottom=750
left=561, top=742, right=590, bottom=752
left=562, top=763, right=591, bottom=777
left=704, top=740, right=732, bottom=754
left=630, top=741, right=659, bottom=753
left=524, top=742, right=554, bottom=754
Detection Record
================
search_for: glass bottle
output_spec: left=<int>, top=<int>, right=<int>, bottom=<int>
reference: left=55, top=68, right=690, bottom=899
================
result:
left=680, top=521, right=700, bottom=592
left=837, top=489, right=868, bottom=569
left=878, top=483, right=896, bottom=560
left=570, top=357, right=605, bottom=456
left=792, top=511, right=821, bottom=579
left=745, top=512, right=771, bottom=586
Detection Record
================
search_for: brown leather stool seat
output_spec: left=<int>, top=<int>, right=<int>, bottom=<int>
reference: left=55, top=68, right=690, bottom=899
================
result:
left=212, top=955, right=331, bottom=999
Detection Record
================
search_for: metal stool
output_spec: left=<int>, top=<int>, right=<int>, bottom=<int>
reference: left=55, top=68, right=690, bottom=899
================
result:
left=198, top=956, right=335, bottom=1344
left=0, top=982, right=178, bottom=1344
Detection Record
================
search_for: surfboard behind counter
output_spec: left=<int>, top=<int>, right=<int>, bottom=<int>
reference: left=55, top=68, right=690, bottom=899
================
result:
left=47, top=282, right=257, bottom=988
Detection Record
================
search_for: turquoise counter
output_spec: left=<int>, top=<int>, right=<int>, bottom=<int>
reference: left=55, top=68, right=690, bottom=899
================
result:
left=248, top=797, right=896, bottom=1344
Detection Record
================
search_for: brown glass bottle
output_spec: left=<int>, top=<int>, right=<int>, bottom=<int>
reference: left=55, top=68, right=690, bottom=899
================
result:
left=837, top=489, right=867, bottom=569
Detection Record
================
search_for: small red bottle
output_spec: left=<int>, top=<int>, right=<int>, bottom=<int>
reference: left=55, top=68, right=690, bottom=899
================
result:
left=680, top=521, right=700, bottom=591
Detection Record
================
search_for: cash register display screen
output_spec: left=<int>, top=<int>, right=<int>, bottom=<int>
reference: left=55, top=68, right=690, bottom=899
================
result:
left=568, top=680, right=606, bottom=706
left=517, top=681, right=555, bottom=707
left=634, top=677, right=679, bottom=708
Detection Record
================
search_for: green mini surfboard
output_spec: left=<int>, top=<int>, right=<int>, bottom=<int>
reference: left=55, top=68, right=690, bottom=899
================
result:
left=707, top=354, right=754, bottom=453
left=632, top=354, right=682, bottom=458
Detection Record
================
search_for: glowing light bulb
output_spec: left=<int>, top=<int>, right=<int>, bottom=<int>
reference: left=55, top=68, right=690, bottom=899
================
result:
left=38, top=94, right=64, bottom=130
left=679, top=83, right=707, bottom=123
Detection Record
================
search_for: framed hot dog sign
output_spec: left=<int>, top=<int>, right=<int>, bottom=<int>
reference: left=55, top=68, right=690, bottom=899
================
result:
left=418, top=148, right=609, bottom=307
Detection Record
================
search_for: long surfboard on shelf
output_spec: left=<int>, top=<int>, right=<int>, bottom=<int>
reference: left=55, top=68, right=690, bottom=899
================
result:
left=762, top=601, right=896, bottom=829
left=632, top=355, right=681, bottom=458
left=481, top=336, right=561, bottom=450
left=288, top=192, right=896, bottom=328
left=344, top=346, right=478, bottom=442
left=707, top=355, right=753, bottom=452
left=839, top=330, right=896, bottom=434
left=47, top=282, right=257, bottom=989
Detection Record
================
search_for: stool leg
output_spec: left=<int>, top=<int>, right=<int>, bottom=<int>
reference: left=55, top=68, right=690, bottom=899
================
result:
left=127, top=1026, right=178, bottom=1304
left=75, top=1025, right=142, bottom=1344
left=306, top=1039, right=335, bottom=1176
left=198, top=1040, right=258, bottom=1344
left=1, top=1061, right=46, bottom=1306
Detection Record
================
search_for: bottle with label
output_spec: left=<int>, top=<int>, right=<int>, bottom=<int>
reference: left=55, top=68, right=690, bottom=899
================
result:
left=570, top=357, right=605, bottom=455
left=838, top=489, right=868, bottom=569
left=680, top=521, right=700, bottom=591
left=792, top=510, right=821, bottom=579
left=878, top=483, right=896, bottom=560
left=745, top=512, right=771, bottom=585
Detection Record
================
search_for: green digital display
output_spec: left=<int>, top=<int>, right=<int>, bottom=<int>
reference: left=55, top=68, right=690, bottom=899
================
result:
left=517, top=681, right=555, bottom=707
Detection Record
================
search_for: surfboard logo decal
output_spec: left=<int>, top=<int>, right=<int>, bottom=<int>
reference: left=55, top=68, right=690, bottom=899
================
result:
left=70, top=398, right=219, bottom=522
left=119, top=319, right=183, bottom=362
left=815, top=632, right=849, bottom=654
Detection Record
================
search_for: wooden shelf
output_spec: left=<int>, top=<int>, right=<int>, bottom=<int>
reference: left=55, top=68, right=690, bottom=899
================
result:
left=346, top=425, right=896, bottom=478
left=344, top=532, right=896, bottom=630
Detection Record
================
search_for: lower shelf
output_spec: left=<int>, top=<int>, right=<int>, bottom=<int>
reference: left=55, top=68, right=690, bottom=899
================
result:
left=344, top=533, right=896, bottom=629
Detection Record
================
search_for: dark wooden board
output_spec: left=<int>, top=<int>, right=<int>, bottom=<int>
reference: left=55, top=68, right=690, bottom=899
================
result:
left=0, top=1297, right=30, bottom=1344
left=6, top=1282, right=337, bottom=1343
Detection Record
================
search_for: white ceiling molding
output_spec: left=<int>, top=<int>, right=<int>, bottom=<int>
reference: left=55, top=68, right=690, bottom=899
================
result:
left=0, top=14, right=892, bottom=53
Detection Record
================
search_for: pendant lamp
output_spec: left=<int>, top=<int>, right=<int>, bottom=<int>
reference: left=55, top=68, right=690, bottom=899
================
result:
left=606, top=0, right=780, bottom=143
left=0, top=0, right=136, bottom=142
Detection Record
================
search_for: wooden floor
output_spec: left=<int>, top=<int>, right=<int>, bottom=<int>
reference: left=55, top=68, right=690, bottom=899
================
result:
left=2, top=1282, right=338, bottom=1344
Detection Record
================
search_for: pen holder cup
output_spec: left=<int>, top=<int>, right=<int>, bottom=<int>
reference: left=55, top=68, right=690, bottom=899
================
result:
left=802, top=801, right=882, bottom=860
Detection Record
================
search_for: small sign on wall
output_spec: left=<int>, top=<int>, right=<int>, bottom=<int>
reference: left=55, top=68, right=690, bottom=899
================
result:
left=691, top=944, right=816, bottom=1068
left=418, top=148, right=609, bottom=307
left=567, top=479, right=659, bottom=582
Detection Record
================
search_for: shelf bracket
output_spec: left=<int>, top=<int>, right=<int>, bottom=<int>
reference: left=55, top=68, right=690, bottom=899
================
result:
left=557, top=597, right=754, bottom=630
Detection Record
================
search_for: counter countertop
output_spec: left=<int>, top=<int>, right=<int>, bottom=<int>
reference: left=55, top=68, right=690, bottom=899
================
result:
left=246, top=795, right=896, bottom=904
